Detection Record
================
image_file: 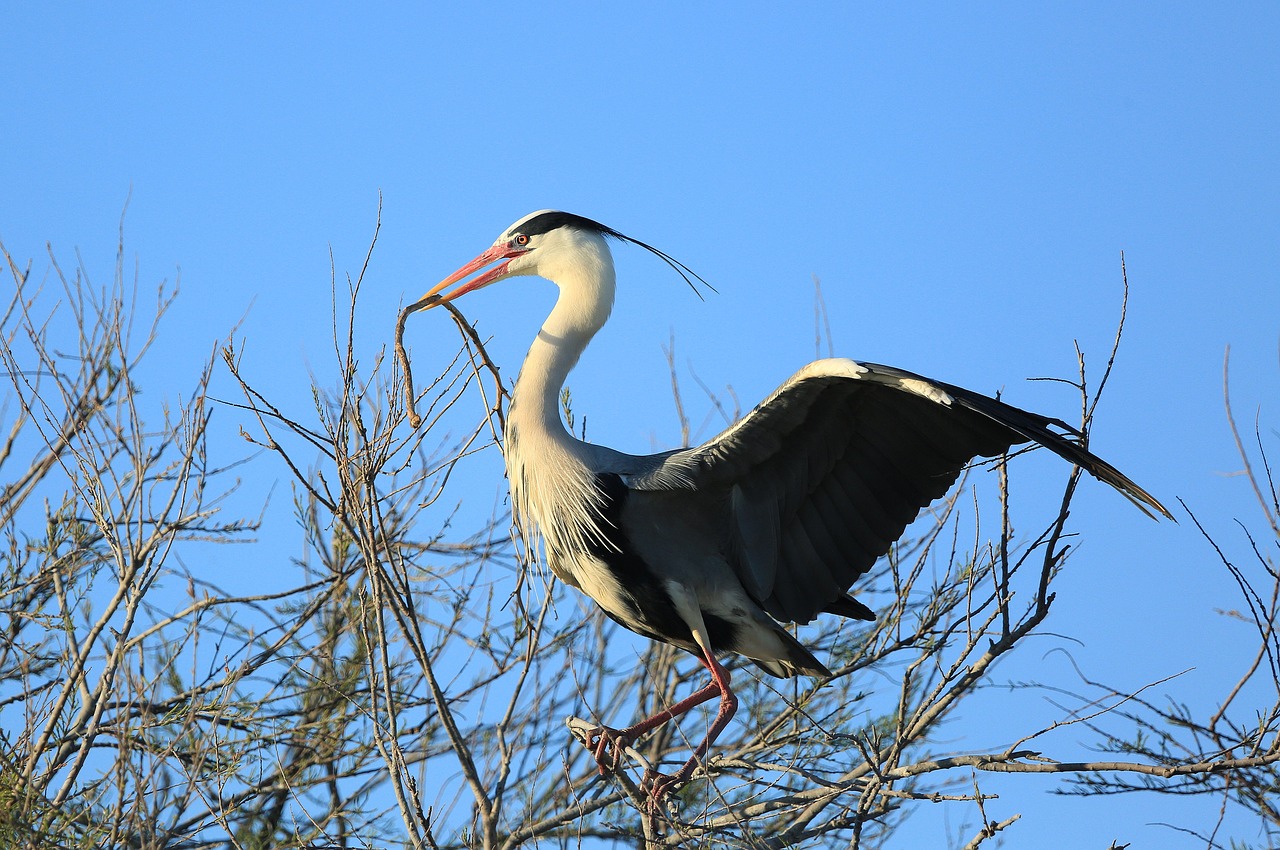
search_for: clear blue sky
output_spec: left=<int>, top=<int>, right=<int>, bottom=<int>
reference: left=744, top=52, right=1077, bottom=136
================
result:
left=4, top=4, right=1278, bottom=845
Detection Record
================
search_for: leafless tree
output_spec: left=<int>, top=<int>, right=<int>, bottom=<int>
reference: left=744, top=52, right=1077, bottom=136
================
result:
left=1053, top=349, right=1280, bottom=849
left=2, top=222, right=1277, bottom=850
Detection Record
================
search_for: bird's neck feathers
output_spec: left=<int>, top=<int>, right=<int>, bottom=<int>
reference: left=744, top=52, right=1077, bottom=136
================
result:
left=533, top=228, right=616, bottom=352
left=510, top=230, right=616, bottom=435
left=503, top=228, right=618, bottom=566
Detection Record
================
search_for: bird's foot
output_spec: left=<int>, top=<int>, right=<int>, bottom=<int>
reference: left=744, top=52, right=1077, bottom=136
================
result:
left=585, top=725, right=635, bottom=776
left=641, top=767, right=692, bottom=813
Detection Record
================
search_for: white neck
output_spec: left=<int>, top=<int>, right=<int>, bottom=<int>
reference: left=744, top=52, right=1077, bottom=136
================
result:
left=508, top=240, right=616, bottom=439
left=503, top=236, right=617, bottom=563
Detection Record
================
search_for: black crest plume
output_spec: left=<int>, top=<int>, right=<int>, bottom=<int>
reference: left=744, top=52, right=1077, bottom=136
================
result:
left=516, top=211, right=716, bottom=299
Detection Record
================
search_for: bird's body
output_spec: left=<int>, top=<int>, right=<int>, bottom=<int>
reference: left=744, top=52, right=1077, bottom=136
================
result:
left=409, top=209, right=1170, bottom=805
left=497, top=221, right=837, bottom=677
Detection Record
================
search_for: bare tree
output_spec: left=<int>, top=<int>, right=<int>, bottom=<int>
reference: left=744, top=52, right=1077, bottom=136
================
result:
left=1056, top=349, right=1280, bottom=849
left=3, top=222, right=1277, bottom=850
left=0, top=222, right=517, bottom=849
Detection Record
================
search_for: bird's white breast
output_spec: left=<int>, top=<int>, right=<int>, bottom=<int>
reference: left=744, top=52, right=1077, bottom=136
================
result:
left=504, top=419, right=613, bottom=566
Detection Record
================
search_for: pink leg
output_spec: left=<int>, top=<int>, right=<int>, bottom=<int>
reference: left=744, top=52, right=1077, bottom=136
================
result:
left=644, top=647, right=738, bottom=806
left=587, top=670, right=726, bottom=775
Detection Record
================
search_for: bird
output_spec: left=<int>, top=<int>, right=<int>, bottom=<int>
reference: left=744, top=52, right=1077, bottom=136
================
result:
left=405, top=209, right=1171, bottom=806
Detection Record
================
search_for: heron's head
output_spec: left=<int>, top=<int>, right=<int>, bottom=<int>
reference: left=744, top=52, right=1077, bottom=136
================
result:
left=410, top=210, right=711, bottom=314
left=410, top=211, right=620, bottom=313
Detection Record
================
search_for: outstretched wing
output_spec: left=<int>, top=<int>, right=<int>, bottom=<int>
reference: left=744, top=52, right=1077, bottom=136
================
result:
left=629, top=358, right=1170, bottom=626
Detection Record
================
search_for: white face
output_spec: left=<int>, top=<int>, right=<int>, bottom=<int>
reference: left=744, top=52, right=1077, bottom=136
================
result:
left=415, top=212, right=615, bottom=311
left=495, top=214, right=614, bottom=285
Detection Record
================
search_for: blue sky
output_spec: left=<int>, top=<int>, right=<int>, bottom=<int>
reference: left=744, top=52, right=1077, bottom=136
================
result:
left=4, top=3, right=1278, bottom=845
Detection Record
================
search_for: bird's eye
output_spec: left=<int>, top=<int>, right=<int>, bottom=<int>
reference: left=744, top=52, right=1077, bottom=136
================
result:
left=514, top=233, right=530, bottom=247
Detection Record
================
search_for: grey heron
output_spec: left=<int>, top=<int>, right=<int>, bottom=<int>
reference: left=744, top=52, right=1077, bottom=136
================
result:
left=407, top=209, right=1170, bottom=805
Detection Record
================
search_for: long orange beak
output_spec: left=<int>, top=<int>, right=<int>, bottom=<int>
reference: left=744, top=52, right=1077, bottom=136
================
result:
left=408, top=244, right=519, bottom=314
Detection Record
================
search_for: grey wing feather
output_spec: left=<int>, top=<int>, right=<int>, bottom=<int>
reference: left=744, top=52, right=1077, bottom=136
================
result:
left=629, top=358, right=1170, bottom=626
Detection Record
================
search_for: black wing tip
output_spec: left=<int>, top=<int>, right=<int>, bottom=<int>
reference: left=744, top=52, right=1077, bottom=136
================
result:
left=949, top=386, right=1176, bottom=522
left=1080, top=460, right=1175, bottom=521
left=823, top=594, right=877, bottom=621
